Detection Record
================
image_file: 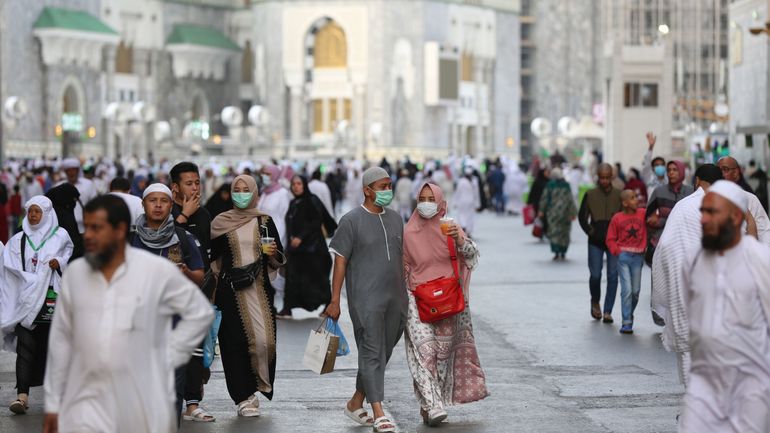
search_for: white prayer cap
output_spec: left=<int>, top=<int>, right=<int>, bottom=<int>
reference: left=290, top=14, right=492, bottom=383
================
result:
left=708, top=180, right=748, bottom=213
left=61, top=158, right=80, bottom=170
left=550, top=167, right=563, bottom=180
left=142, top=183, right=172, bottom=200
left=362, top=167, right=389, bottom=187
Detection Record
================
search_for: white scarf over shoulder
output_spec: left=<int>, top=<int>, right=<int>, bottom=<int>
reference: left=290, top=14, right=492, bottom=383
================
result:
left=652, top=188, right=705, bottom=354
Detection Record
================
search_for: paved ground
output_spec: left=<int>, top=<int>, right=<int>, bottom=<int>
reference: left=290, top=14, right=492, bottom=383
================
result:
left=0, top=211, right=682, bottom=432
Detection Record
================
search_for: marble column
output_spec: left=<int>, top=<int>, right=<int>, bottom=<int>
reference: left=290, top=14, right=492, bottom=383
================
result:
left=134, top=49, right=152, bottom=161
left=104, top=45, right=117, bottom=159
left=353, top=83, right=366, bottom=159
left=289, top=85, right=303, bottom=158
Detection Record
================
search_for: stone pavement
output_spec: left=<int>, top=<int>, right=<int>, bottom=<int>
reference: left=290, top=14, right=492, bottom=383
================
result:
left=0, top=212, right=682, bottom=432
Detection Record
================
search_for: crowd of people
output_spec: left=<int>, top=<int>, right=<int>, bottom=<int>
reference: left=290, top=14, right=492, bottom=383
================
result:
left=531, top=131, right=770, bottom=432
left=0, top=154, right=497, bottom=432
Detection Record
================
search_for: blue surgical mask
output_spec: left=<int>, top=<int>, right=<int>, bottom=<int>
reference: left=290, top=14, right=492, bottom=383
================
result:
left=654, top=165, right=666, bottom=177
left=261, top=175, right=272, bottom=186
left=232, top=192, right=253, bottom=209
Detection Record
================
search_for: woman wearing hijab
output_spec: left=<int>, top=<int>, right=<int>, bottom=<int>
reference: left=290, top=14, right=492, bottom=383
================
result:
left=45, top=183, right=83, bottom=260
left=0, top=196, right=73, bottom=414
left=130, top=174, right=148, bottom=198
left=210, top=175, right=286, bottom=417
left=205, top=182, right=233, bottom=218
left=403, top=183, right=488, bottom=427
left=538, top=168, right=578, bottom=260
left=277, top=175, right=337, bottom=319
left=527, top=168, right=550, bottom=238
left=258, top=165, right=293, bottom=302
left=646, top=160, right=694, bottom=266
left=624, top=168, right=648, bottom=208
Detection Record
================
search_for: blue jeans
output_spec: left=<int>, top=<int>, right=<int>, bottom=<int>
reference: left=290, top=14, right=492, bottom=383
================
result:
left=617, top=252, right=643, bottom=325
left=588, top=244, right=618, bottom=313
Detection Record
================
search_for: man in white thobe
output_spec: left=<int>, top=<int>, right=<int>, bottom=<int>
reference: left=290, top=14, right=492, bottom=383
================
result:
left=652, top=164, right=722, bottom=385
left=679, top=180, right=770, bottom=433
left=308, top=169, right=335, bottom=218
left=43, top=195, right=213, bottom=433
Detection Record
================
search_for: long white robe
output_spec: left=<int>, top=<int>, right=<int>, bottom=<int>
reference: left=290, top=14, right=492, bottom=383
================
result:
left=0, top=227, right=72, bottom=351
left=679, top=237, right=770, bottom=433
left=44, top=247, right=213, bottom=433
left=452, top=177, right=480, bottom=235
left=309, top=179, right=334, bottom=217
left=257, top=188, right=292, bottom=248
left=746, top=191, right=770, bottom=245
left=652, top=188, right=704, bottom=385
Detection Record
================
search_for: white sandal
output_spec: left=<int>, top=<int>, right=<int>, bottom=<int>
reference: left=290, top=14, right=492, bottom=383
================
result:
left=372, top=416, right=396, bottom=432
left=344, top=407, right=374, bottom=426
left=183, top=407, right=215, bottom=422
left=236, top=395, right=260, bottom=417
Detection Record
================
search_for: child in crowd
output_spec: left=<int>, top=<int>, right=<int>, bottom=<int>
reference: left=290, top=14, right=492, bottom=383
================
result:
left=605, top=189, right=647, bottom=334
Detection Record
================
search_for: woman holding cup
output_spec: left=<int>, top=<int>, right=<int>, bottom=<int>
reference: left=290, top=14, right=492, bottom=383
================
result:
left=403, top=183, right=488, bottom=426
left=210, top=174, right=285, bottom=417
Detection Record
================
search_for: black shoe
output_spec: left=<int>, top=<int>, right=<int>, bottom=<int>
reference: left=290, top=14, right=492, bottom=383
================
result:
left=276, top=309, right=292, bottom=319
left=652, top=311, right=665, bottom=326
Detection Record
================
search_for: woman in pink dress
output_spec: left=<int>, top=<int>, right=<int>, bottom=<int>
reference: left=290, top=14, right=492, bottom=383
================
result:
left=403, top=182, right=489, bottom=426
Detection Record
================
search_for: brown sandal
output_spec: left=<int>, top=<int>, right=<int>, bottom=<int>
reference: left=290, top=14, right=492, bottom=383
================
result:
left=9, top=399, right=28, bottom=414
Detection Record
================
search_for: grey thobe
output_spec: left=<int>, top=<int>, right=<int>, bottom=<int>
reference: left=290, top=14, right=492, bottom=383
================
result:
left=330, top=205, right=408, bottom=403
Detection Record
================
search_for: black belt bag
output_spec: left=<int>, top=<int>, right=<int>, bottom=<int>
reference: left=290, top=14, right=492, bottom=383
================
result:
left=220, top=262, right=260, bottom=291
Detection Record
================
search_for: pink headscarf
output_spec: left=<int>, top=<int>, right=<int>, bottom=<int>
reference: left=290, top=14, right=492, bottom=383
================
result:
left=403, top=183, right=472, bottom=297
left=262, top=165, right=282, bottom=194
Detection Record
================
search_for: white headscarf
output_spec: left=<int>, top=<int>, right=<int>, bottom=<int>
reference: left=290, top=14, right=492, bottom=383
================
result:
left=22, top=196, right=59, bottom=246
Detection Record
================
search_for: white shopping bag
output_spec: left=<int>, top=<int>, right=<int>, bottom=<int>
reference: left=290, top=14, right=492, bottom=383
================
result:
left=302, top=323, right=339, bottom=374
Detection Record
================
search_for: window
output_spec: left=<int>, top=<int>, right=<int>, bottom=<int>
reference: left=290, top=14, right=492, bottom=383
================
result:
left=624, top=82, right=658, bottom=107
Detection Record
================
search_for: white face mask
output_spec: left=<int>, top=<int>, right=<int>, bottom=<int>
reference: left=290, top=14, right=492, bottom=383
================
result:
left=417, top=202, right=439, bottom=219
left=261, top=174, right=272, bottom=186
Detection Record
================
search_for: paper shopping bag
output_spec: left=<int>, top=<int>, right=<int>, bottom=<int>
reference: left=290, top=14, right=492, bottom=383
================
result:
left=302, top=327, right=339, bottom=374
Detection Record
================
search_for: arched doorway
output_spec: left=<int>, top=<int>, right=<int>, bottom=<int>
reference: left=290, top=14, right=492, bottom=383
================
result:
left=60, top=78, right=85, bottom=157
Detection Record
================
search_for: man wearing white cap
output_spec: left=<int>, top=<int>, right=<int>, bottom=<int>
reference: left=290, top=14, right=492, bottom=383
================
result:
left=130, top=183, right=209, bottom=424
left=679, top=180, right=770, bottom=433
left=325, top=166, right=407, bottom=433
left=60, top=158, right=97, bottom=234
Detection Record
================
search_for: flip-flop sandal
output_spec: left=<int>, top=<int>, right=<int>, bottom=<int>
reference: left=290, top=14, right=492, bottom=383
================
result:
left=344, top=407, right=374, bottom=426
left=183, top=407, right=215, bottom=422
left=9, top=399, right=28, bottom=415
left=236, top=396, right=260, bottom=417
left=373, top=416, right=396, bottom=432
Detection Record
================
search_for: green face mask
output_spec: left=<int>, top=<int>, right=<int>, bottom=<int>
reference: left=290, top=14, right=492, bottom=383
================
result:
left=232, top=192, right=253, bottom=209
left=372, top=189, right=393, bottom=207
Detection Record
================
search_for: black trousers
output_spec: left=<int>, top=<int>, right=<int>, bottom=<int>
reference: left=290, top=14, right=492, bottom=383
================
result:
left=184, top=354, right=206, bottom=405
left=15, top=323, right=50, bottom=394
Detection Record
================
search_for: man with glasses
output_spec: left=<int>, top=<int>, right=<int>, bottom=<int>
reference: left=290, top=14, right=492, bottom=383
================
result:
left=717, top=157, right=770, bottom=244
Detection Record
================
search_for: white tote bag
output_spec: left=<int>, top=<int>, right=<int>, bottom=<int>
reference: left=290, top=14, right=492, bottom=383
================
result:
left=302, top=323, right=339, bottom=374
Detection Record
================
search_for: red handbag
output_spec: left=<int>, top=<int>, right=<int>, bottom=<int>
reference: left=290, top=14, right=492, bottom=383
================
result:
left=413, top=237, right=465, bottom=323
left=523, top=205, right=536, bottom=225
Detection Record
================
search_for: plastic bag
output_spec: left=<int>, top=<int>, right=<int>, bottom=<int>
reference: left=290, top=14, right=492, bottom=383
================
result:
left=203, top=306, right=223, bottom=368
left=325, top=318, right=350, bottom=356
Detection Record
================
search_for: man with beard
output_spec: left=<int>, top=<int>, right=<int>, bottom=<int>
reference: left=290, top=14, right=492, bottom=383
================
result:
left=716, top=156, right=770, bottom=244
left=43, top=195, right=213, bottom=433
left=678, top=180, right=770, bottom=433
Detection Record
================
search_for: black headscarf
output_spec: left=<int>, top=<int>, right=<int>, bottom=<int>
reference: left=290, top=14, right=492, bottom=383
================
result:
left=204, top=183, right=233, bottom=218
left=45, top=183, right=84, bottom=260
left=286, top=175, right=337, bottom=248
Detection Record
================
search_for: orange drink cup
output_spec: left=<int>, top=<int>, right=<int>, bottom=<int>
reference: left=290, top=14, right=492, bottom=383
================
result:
left=440, top=217, right=454, bottom=235
left=261, top=237, right=274, bottom=254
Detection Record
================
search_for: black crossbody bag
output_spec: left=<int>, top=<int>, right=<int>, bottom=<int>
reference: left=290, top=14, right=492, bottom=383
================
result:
left=220, top=262, right=260, bottom=291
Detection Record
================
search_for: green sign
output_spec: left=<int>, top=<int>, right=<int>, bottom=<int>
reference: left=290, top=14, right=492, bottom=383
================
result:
left=62, top=113, right=83, bottom=132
